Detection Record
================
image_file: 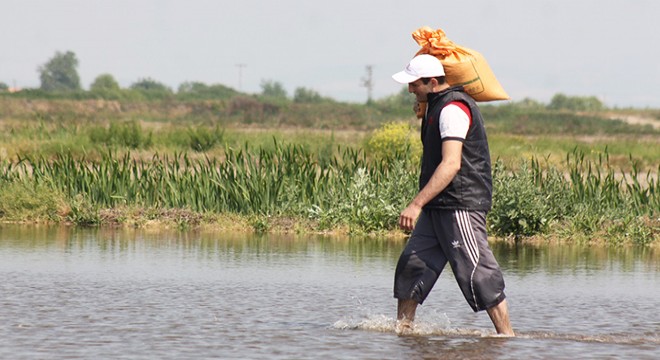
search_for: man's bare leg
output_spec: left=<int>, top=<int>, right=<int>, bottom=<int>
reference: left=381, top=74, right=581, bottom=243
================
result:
left=396, top=299, right=418, bottom=334
left=486, top=299, right=515, bottom=336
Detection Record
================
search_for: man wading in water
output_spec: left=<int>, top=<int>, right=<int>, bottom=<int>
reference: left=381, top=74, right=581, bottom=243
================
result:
left=391, top=54, right=515, bottom=336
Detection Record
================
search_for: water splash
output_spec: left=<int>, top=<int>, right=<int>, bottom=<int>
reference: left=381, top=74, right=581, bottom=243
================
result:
left=332, top=312, right=488, bottom=337
left=335, top=296, right=491, bottom=337
left=333, top=316, right=660, bottom=345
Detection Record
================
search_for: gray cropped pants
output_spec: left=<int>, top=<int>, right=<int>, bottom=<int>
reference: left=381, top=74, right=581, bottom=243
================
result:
left=393, top=209, right=506, bottom=312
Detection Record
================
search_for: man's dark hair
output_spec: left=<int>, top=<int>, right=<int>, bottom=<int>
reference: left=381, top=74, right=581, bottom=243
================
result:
left=421, top=76, right=446, bottom=85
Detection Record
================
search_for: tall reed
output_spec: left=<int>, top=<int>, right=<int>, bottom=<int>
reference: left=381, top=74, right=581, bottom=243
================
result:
left=1, top=144, right=657, bottom=244
left=490, top=148, right=659, bottom=245
left=5, top=142, right=415, bottom=231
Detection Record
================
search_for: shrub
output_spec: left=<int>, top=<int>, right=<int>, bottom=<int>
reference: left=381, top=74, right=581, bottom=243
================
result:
left=309, top=157, right=416, bottom=233
left=90, top=74, right=120, bottom=92
left=177, top=82, right=238, bottom=100
left=366, top=121, right=421, bottom=163
left=259, top=80, right=288, bottom=100
left=67, top=193, right=101, bottom=226
left=188, top=126, right=224, bottom=152
left=129, top=78, right=173, bottom=100
left=548, top=93, right=605, bottom=111
left=310, top=168, right=399, bottom=233
left=293, top=87, right=324, bottom=103
left=0, top=180, right=67, bottom=221
left=489, top=160, right=561, bottom=239
left=89, top=120, right=153, bottom=149
left=227, top=95, right=281, bottom=123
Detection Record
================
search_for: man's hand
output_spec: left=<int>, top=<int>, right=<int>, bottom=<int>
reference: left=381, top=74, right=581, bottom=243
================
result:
left=399, top=203, right=422, bottom=231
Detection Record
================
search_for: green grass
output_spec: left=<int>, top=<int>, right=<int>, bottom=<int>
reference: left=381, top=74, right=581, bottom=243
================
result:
left=489, top=134, right=660, bottom=170
left=1, top=143, right=657, bottom=245
left=0, top=96, right=658, bottom=245
left=490, top=150, right=659, bottom=246
left=1, top=144, right=416, bottom=234
left=481, top=105, right=660, bottom=136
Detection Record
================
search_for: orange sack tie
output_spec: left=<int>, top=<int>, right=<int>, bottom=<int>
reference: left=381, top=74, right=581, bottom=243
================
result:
left=411, top=26, right=509, bottom=118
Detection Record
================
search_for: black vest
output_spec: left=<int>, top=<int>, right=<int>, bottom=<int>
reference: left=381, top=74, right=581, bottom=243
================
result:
left=420, top=86, right=492, bottom=211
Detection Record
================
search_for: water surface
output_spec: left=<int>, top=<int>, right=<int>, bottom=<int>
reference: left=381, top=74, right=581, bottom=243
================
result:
left=1, top=225, right=658, bottom=359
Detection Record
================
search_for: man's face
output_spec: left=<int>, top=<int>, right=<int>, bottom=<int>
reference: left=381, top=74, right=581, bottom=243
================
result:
left=407, top=78, right=434, bottom=102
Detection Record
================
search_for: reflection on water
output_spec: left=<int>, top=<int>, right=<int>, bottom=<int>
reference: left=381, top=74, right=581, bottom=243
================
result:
left=1, top=224, right=658, bottom=360
left=493, top=241, right=660, bottom=274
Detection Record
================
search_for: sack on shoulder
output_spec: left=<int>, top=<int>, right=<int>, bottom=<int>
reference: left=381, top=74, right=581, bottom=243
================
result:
left=412, top=26, right=509, bottom=102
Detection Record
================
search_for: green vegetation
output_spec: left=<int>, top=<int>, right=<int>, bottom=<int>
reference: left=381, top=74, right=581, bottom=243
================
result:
left=490, top=151, right=659, bottom=246
left=0, top=49, right=658, bottom=246
left=88, top=120, right=153, bottom=149
left=1, top=143, right=657, bottom=245
left=366, top=121, right=421, bottom=163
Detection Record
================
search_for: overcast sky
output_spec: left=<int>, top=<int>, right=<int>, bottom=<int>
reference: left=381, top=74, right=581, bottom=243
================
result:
left=2, top=0, right=659, bottom=108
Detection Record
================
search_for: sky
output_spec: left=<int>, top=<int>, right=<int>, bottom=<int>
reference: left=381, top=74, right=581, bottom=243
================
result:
left=2, top=0, right=660, bottom=108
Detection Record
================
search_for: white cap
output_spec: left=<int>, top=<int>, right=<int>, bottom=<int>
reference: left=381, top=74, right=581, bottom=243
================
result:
left=392, top=54, right=445, bottom=84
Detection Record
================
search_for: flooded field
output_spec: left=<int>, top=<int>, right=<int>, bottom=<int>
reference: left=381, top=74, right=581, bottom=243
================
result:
left=0, top=225, right=658, bottom=359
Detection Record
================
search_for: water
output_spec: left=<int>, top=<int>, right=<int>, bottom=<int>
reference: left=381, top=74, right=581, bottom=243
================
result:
left=1, top=225, right=658, bottom=359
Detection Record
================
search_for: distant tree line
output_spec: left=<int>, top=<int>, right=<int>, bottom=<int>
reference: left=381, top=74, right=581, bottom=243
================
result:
left=0, top=50, right=607, bottom=111
left=0, top=50, right=337, bottom=104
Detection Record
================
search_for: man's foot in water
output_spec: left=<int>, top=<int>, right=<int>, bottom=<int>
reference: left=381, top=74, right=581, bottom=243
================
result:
left=395, top=319, right=414, bottom=335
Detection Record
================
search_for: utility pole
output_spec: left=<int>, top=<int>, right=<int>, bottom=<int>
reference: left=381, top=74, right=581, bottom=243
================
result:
left=361, top=65, right=374, bottom=104
left=236, top=63, right=246, bottom=91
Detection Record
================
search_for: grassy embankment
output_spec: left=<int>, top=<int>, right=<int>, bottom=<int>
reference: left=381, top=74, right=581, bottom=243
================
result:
left=0, top=95, right=658, bottom=246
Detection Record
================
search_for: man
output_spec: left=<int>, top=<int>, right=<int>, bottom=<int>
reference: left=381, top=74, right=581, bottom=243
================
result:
left=391, top=54, right=514, bottom=336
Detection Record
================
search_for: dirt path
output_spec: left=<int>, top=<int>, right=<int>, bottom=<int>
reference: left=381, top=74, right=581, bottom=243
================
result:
left=607, top=113, right=660, bottom=129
